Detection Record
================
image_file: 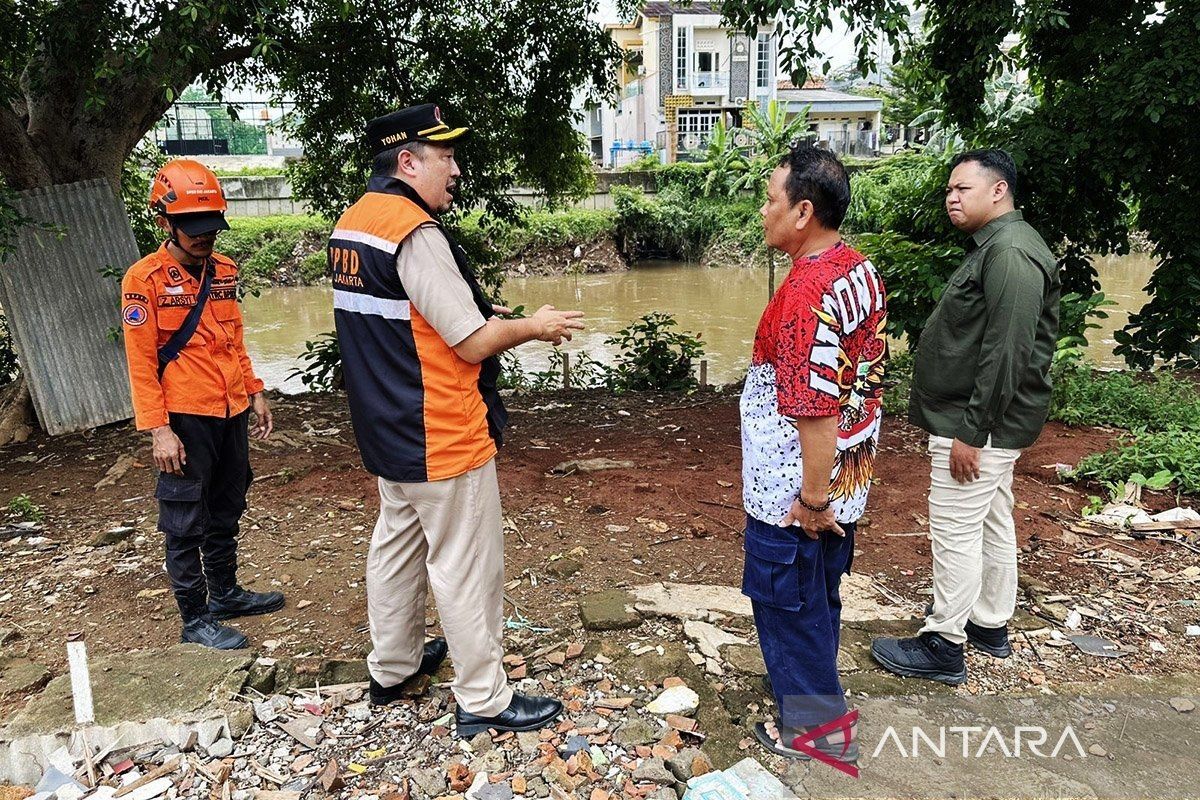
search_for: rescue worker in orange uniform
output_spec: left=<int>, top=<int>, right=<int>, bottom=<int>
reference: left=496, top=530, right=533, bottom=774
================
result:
left=121, top=159, right=284, bottom=650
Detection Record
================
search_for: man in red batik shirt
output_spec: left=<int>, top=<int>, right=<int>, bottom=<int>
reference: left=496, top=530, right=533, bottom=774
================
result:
left=741, top=144, right=888, bottom=765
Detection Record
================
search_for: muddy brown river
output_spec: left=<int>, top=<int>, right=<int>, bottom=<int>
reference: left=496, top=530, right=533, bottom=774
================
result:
left=242, top=253, right=1157, bottom=392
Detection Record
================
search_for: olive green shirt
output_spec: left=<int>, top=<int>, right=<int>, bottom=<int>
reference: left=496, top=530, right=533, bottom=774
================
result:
left=909, top=211, right=1060, bottom=449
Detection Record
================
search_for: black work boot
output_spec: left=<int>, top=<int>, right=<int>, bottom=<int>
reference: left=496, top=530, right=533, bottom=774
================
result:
left=178, top=592, right=248, bottom=650
left=369, top=638, right=451, bottom=706
left=870, top=631, right=967, bottom=686
left=206, top=561, right=285, bottom=620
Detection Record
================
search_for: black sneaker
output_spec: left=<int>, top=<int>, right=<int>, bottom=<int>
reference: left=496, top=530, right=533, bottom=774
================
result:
left=369, top=638, right=450, bottom=706
left=870, top=632, right=967, bottom=686
left=965, top=620, right=1012, bottom=658
left=923, top=604, right=1013, bottom=659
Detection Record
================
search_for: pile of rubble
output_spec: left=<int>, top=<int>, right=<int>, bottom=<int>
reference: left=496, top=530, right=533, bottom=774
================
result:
left=7, top=635, right=798, bottom=800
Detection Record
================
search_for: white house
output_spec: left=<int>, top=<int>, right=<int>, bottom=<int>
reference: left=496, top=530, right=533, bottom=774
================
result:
left=778, top=79, right=883, bottom=158
left=593, top=2, right=780, bottom=166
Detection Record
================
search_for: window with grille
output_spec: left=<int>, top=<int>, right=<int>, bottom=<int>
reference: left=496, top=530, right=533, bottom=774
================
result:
left=677, top=109, right=722, bottom=151
left=756, top=33, right=773, bottom=90
left=676, top=27, right=688, bottom=90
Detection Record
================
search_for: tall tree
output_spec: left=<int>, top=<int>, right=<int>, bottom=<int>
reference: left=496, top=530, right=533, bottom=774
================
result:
left=0, top=0, right=617, bottom=207
left=724, top=0, right=1200, bottom=367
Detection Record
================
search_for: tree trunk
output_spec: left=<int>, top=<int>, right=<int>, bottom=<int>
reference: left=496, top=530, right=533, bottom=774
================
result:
left=0, top=377, right=35, bottom=446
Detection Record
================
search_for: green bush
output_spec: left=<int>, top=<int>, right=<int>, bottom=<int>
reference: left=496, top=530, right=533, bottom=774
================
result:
left=6, top=494, right=43, bottom=522
left=240, top=232, right=301, bottom=285
left=1071, top=430, right=1200, bottom=494
left=619, top=154, right=662, bottom=173
left=220, top=215, right=331, bottom=262
left=612, top=184, right=758, bottom=261
left=299, top=250, right=329, bottom=284
left=654, top=162, right=711, bottom=195
left=456, top=208, right=616, bottom=263
left=219, top=215, right=331, bottom=289
left=288, top=332, right=342, bottom=392
left=573, top=312, right=706, bottom=393
left=1050, top=368, right=1200, bottom=431
left=843, top=153, right=964, bottom=346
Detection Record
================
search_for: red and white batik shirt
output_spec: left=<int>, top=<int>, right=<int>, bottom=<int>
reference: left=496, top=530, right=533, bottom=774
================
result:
left=741, top=242, right=888, bottom=525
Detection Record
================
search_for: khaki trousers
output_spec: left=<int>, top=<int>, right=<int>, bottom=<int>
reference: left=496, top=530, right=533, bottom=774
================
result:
left=366, top=457, right=512, bottom=716
left=919, top=435, right=1023, bottom=645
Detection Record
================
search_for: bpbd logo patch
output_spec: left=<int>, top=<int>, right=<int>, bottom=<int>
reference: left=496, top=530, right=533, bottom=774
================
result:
left=123, top=304, right=148, bottom=327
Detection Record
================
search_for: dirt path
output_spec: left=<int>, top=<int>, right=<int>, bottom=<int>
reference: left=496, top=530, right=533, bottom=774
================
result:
left=1, top=390, right=1196, bottom=720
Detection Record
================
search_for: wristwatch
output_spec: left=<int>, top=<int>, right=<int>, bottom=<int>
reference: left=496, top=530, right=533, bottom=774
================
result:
left=797, top=493, right=831, bottom=513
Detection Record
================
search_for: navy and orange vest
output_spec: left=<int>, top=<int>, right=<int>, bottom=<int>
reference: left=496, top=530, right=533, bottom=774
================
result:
left=330, top=176, right=506, bottom=482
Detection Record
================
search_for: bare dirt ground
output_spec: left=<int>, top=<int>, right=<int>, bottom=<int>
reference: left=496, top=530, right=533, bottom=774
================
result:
left=1, top=389, right=1197, bottom=723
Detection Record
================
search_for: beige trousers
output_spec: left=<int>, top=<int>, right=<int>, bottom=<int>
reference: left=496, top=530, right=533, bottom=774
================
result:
left=919, top=435, right=1024, bottom=645
left=366, top=457, right=513, bottom=716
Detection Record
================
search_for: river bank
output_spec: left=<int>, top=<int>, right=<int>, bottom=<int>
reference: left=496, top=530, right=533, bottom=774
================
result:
left=1, top=388, right=1196, bottom=704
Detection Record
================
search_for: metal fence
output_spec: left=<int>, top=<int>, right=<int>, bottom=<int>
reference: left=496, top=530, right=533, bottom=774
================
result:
left=153, top=100, right=303, bottom=157
left=0, top=180, right=137, bottom=434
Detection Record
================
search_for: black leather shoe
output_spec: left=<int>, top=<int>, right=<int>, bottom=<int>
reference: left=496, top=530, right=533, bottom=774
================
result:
left=369, top=638, right=450, bottom=706
left=871, top=632, right=967, bottom=686
left=965, top=620, right=1012, bottom=658
left=177, top=592, right=248, bottom=650
left=454, top=693, right=563, bottom=737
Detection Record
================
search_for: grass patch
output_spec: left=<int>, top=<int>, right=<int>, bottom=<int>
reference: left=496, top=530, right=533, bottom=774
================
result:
left=1071, top=430, right=1200, bottom=495
left=1050, top=367, right=1200, bottom=431
left=1053, top=367, right=1200, bottom=495
left=883, top=350, right=913, bottom=417
left=211, top=166, right=288, bottom=178
left=220, top=215, right=331, bottom=286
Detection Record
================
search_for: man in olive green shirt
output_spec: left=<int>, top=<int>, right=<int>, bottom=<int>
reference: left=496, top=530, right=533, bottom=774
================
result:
left=872, top=149, right=1059, bottom=685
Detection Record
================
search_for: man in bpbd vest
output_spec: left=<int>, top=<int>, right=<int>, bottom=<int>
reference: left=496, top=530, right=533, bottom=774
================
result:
left=121, top=159, right=285, bottom=651
left=332, top=103, right=584, bottom=735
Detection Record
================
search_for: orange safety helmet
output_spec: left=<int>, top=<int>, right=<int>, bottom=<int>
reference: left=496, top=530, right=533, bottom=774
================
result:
left=149, top=158, right=229, bottom=236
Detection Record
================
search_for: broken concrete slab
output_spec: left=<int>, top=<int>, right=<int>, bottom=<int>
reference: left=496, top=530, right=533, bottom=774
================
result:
left=720, top=644, right=767, bottom=677
left=633, top=583, right=751, bottom=621
left=839, top=573, right=913, bottom=621
left=635, top=577, right=908, bottom=627
left=0, top=655, right=51, bottom=698
left=579, top=589, right=640, bottom=631
left=682, top=620, right=747, bottom=660
left=0, top=644, right=251, bottom=783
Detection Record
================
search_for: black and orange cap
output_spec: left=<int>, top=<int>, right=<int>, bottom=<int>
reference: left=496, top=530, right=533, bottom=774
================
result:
left=365, top=103, right=469, bottom=155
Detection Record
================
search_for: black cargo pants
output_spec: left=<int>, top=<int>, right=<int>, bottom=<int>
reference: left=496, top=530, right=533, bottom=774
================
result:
left=155, top=410, right=252, bottom=599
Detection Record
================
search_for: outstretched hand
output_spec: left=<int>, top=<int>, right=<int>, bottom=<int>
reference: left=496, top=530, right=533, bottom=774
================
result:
left=531, top=304, right=585, bottom=346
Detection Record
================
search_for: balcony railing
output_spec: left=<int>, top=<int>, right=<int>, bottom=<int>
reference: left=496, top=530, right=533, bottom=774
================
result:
left=674, top=73, right=729, bottom=92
